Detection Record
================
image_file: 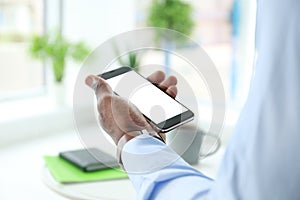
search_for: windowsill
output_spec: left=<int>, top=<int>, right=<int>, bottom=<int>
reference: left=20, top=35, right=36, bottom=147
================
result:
left=0, top=94, right=240, bottom=148
left=0, top=95, right=76, bottom=147
left=0, top=64, right=87, bottom=147
left=0, top=96, right=63, bottom=122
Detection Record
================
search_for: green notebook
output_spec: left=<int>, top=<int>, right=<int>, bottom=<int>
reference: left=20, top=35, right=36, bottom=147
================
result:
left=44, top=156, right=128, bottom=183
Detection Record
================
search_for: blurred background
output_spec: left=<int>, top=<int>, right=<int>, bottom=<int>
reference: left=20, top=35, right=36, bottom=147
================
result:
left=0, top=0, right=256, bottom=199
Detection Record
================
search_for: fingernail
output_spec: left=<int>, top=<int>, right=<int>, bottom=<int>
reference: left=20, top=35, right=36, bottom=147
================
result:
left=90, top=77, right=98, bottom=91
left=86, top=76, right=98, bottom=91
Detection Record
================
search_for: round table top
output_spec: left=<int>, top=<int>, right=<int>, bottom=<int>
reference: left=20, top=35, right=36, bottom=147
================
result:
left=42, top=166, right=136, bottom=200
left=42, top=147, right=224, bottom=200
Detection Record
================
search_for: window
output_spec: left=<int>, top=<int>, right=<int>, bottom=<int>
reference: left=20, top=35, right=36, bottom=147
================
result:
left=0, top=0, right=45, bottom=101
left=135, top=0, right=256, bottom=108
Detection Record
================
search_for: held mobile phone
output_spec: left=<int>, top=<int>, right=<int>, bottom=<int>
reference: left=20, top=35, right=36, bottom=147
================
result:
left=99, top=67, right=194, bottom=133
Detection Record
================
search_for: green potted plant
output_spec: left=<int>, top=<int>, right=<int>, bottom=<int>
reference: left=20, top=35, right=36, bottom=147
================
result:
left=29, top=30, right=90, bottom=83
left=147, top=0, right=194, bottom=74
left=148, top=0, right=194, bottom=36
left=29, top=30, right=90, bottom=104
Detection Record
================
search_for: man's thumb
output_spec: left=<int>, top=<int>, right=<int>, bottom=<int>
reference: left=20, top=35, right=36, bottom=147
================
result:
left=85, top=75, right=112, bottom=97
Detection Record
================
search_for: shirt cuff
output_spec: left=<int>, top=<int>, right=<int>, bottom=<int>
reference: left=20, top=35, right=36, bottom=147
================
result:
left=121, top=134, right=182, bottom=174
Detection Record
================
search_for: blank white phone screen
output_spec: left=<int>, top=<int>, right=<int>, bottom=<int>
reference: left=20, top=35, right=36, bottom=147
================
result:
left=105, top=71, right=187, bottom=124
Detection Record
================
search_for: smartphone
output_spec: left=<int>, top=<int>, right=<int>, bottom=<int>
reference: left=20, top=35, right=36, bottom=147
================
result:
left=99, top=67, right=194, bottom=132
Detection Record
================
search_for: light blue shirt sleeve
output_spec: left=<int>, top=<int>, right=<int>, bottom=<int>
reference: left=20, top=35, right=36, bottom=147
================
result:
left=122, top=0, right=300, bottom=199
left=122, top=135, right=213, bottom=200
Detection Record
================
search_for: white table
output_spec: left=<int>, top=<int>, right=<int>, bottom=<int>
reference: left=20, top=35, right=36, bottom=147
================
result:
left=42, top=147, right=225, bottom=200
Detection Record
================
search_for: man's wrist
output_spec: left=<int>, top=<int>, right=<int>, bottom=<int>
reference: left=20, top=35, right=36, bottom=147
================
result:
left=116, top=129, right=165, bottom=169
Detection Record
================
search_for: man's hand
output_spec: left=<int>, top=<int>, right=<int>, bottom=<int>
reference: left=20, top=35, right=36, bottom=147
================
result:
left=85, top=71, right=177, bottom=145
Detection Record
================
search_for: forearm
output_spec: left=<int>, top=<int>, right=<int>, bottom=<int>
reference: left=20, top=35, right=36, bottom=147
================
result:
left=121, top=135, right=213, bottom=199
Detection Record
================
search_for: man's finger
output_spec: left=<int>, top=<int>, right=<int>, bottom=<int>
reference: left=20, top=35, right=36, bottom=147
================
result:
left=147, top=71, right=165, bottom=85
left=85, top=75, right=112, bottom=98
left=159, top=75, right=177, bottom=91
left=166, top=85, right=178, bottom=98
left=85, top=75, right=99, bottom=90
